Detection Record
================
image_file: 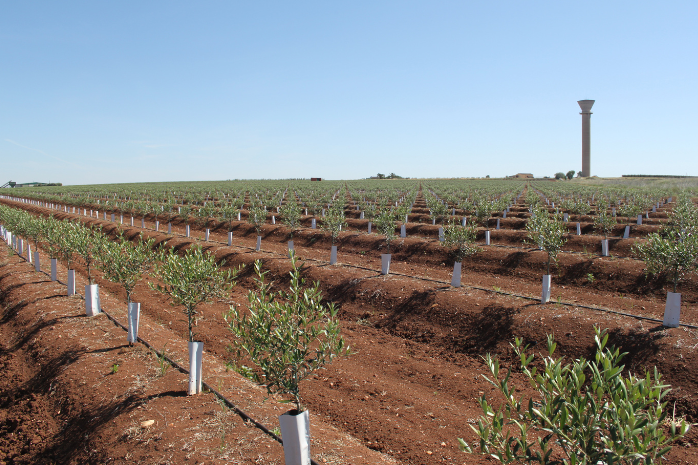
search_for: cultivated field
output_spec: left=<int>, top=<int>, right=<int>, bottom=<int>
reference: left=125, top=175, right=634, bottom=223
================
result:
left=1, top=177, right=697, bottom=464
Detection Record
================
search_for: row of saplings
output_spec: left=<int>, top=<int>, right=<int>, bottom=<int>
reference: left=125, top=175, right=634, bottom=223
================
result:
left=0, top=204, right=694, bottom=464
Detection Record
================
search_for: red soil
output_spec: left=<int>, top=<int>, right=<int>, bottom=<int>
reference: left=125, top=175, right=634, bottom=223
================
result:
left=2, top=197, right=698, bottom=464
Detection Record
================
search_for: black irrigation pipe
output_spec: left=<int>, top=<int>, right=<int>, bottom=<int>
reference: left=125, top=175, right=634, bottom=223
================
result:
left=6, top=201, right=698, bottom=331
left=124, top=222, right=698, bottom=331
left=1, top=240, right=320, bottom=465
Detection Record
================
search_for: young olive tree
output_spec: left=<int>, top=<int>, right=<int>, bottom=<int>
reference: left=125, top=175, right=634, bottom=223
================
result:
left=225, top=257, right=350, bottom=412
left=460, top=327, right=689, bottom=464
left=280, top=201, right=302, bottom=239
left=248, top=203, right=267, bottom=236
left=151, top=245, right=240, bottom=342
left=41, top=216, right=65, bottom=260
left=70, top=222, right=107, bottom=285
left=98, top=233, right=155, bottom=305
left=375, top=208, right=397, bottom=254
left=219, top=201, right=241, bottom=233
left=594, top=198, right=617, bottom=240
left=526, top=207, right=567, bottom=275
left=321, top=205, right=346, bottom=246
left=443, top=219, right=479, bottom=262
left=633, top=197, right=698, bottom=293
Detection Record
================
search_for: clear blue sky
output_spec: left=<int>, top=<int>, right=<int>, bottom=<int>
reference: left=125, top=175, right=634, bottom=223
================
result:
left=2, top=1, right=696, bottom=185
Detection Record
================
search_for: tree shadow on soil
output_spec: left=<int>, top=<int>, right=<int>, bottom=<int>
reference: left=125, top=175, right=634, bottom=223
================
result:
left=584, top=326, right=666, bottom=371
left=496, top=251, right=528, bottom=274
left=450, top=305, right=520, bottom=356
left=0, top=349, right=84, bottom=409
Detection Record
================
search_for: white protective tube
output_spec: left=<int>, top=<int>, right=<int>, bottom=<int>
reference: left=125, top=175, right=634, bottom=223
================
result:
left=127, top=302, right=140, bottom=343
left=381, top=254, right=391, bottom=275
left=279, top=410, right=311, bottom=465
left=67, top=270, right=76, bottom=296
left=541, top=275, right=551, bottom=303
left=85, top=284, right=100, bottom=316
left=451, top=262, right=462, bottom=288
left=663, top=292, right=681, bottom=328
left=188, top=341, right=203, bottom=395
left=330, top=245, right=338, bottom=265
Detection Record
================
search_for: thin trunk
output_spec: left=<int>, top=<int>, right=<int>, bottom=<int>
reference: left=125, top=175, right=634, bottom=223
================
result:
left=547, top=255, right=551, bottom=276
left=188, top=307, right=194, bottom=342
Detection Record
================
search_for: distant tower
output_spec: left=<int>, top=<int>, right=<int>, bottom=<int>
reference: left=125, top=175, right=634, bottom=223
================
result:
left=578, top=100, right=594, bottom=177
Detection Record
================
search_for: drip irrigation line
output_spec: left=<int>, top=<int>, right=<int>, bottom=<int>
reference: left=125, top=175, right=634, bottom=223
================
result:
left=1, top=196, right=656, bottom=261
left=5, top=202, right=698, bottom=330
left=1, top=241, right=320, bottom=465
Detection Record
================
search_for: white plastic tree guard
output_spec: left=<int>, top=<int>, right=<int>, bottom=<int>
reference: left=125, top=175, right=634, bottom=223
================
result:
left=496, top=219, right=500, bottom=230
left=155, top=221, right=159, bottom=231
left=330, top=245, right=338, bottom=265
left=485, top=230, right=491, bottom=246
left=127, top=302, right=140, bottom=344
left=438, top=227, right=444, bottom=242
left=432, top=218, right=436, bottom=225
left=663, top=292, right=681, bottom=328
left=381, top=254, right=391, bottom=275
left=541, top=275, right=551, bottom=303
left=228, top=232, right=233, bottom=246
left=237, top=212, right=241, bottom=221
left=18, top=238, right=23, bottom=255
left=400, top=225, right=406, bottom=238
left=205, top=229, right=210, bottom=241
left=130, top=217, right=134, bottom=226
left=67, top=270, right=76, bottom=296
left=637, top=215, right=642, bottom=225
left=111, top=213, right=115, bottom=222
left=576, top=222, right=581, bottom=235
left=563, top=213, right=569, bottom=222
left=141, top=218, right=145, bottom=228
left=502, top=211, right=507, bottom=219
left=120, top=215, right=123, bottom=224
left=33, top=251, right=40, bottom=272
left=279, top=410, right=311, bottom=465
left=271, top=216, right=276, bottom=225
left=50, top=259, right=57, bottom=281
left=311, top=218, right=316, bottom=229
left=27, top=243, right=32, bottom=263
left=186, top=225, right=190, bottom=237
left=85, top=284, right=101, bottom=316
left=601, top=239, right=609, bottom=257
left=288, top=240, right=295, bottom=257
left=451, top=262, right=462, bottom=287
left=359, top=211, right=364, bottom=219
left=368, top=222, right=372, bottom=234
left=461, top=217, right=466, bottom=226
left=256, top=236, right=262, bottom=251
left=188, top=341, right=203, bottom=395
left=623, top=226, right=630, bottom=239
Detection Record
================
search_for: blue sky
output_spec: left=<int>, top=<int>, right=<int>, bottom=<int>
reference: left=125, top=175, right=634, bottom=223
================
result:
left=2, top=1, right=696, bottom=185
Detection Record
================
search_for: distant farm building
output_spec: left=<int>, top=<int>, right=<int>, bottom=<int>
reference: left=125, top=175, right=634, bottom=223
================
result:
left=512, top=173, right=534, bottom=179
left=310, top=178, right=322, bottom=181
